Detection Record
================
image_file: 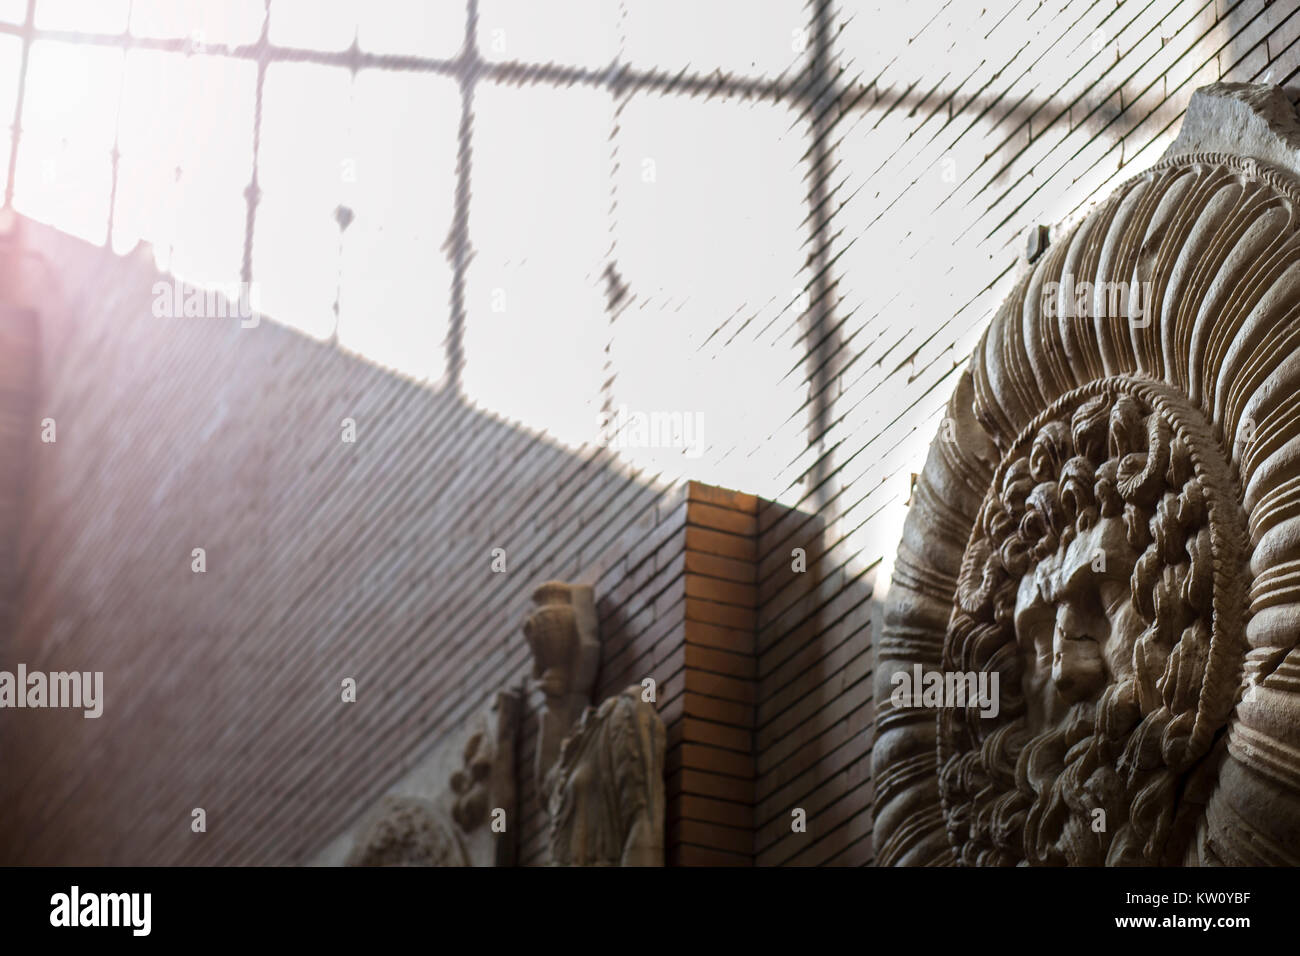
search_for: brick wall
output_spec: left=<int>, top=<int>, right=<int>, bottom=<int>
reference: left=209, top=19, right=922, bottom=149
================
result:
left=4, top=0, right=1300, bottom=866
left=0, top=304, right=37, bottom=637
left=0, top=217, right=693, bottom=865
left=0, top=217, right=764, bottom=865
left=673, top=484, right=759, bottom=865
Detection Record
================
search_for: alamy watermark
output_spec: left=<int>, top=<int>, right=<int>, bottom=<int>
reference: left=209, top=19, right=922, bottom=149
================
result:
left=1041, top=272, right=1155, bottom=326
left=50, top=886, right=150, bottom=936
left=889, top=664, right=1000, bottom=718
left=0, top=665, right=103, bottom=718
left=596, top=405, right=705, bottom=457
left=152, top=278, right=261, bottom=328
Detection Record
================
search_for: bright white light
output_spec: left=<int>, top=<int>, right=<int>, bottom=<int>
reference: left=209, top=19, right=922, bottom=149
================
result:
left=463, top=79, right=611, bottom=448
left=356, top=0, right=464, bottom=58
left=621, top=0, right=807, bottom=79
left=113, top=51, right=255, bottom=287
left=13, top=40, right=122, bottom=244
left=21, top=39, right=121, bottom=147
left=614, top=93, right=807, bottom=319
left=166, top=57, right=255, bottom=284
left=36, top=0, right=130, bottom=34
left=269, top=0, right=357, bottom=51
left=253, top=62, right=353, bottom=339
left=0, top=33, right=21, bottom=127
left=605, top=92, right=808, bottom=497
left=130, top=0, right=265, bottom=47
left=255, top=60, right=460, bottom=374
left=337, top=69, right=459, bottom=383
left=478, top=0, right=616, bottom=68
left=14, top=131, right=113, bottom=244
left=0, top=0, right=25, bottom=26
left=112, top=49, right=188, bottom=265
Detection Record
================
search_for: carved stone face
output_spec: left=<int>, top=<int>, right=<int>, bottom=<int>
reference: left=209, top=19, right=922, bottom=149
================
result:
left=873, top=122, right=1300, bottom=870
left=1012, top=517, right=1141, bottom=732
left=938, top=383, right=1244, bottom=866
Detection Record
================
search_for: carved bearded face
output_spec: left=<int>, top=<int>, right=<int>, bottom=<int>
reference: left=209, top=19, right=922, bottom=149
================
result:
left=1012, top=517, right=1141, bottom=732
left=939, top=385, right=1239, bottom=867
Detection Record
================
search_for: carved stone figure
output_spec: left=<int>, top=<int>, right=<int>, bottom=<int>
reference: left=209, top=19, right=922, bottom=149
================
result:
left=544, top=686, right=666, bottom=867
left=450, top=690, right=521, bottom=867
left=522, top=581, right=666, bottom=866
left=873, top=83, right=1300, bottom=866
left=522, top=581, right=600, bottom=791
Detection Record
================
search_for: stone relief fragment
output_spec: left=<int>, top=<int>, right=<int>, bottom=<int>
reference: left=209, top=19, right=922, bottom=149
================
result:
left=872, top=83, right=1300, bottom=866
left=340, top=688, right=520, bottom=867
left=344, top=795, right=469, bottom=867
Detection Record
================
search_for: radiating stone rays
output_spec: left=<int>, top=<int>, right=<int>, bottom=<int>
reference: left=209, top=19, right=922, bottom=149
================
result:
left=873, top=85, right=1300, bottom=867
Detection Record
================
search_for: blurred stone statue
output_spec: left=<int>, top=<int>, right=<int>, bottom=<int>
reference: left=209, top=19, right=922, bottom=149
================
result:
left=344, top=690, right=520, bottom=867
left=522, top=580, right=601, bottom=792
left=523, top=581, right=665, bottom=866
left=344, top=794, right=468, bottom=867
left=544, top=685, right=665, bottom=866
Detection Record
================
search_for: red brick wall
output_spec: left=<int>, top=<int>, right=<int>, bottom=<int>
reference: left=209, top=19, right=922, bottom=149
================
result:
left=671, top=484, right=758, bottom=865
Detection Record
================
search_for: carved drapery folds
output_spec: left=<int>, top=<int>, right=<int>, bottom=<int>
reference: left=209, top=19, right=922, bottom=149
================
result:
left=873, top=83, right=1300, bottom=866
left=545, top=686, right=666, bottom=866
left=523, top=581, right=666, bottom=866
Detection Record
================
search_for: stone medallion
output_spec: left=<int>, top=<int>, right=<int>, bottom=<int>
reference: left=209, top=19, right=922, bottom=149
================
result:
left=873, top=84, right=1300, bottom=866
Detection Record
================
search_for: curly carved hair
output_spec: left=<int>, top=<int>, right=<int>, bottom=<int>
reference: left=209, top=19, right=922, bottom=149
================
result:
left=940, top=392, right=1217, bottom=865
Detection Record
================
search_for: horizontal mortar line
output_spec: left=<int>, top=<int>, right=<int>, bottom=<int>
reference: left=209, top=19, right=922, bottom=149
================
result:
left=956, top=0, right=1166, bottom=205
left=754, top=777, right=873, bottom=850
left=916, top=0, right=1159, bottom=218
left=757, top=641, right=874, bottom=720
left=757, top=659, right=875, bottom=734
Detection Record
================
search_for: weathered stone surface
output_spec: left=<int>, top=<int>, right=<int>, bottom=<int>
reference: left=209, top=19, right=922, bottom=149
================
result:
left=523, top=580, right=666, bottom=866
left=545, top=687, right=666, bottom=867
left=343, top=795, right=469, bottom=867
left=319, top=688, right=520, bottom=867
left=873, top=83, right=1300, bottom=866
left=523, top=581, right=600, bottom=794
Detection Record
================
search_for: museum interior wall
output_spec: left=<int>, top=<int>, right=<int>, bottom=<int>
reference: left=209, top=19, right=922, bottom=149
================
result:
left=1, top=1, right=1299, bottom=865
